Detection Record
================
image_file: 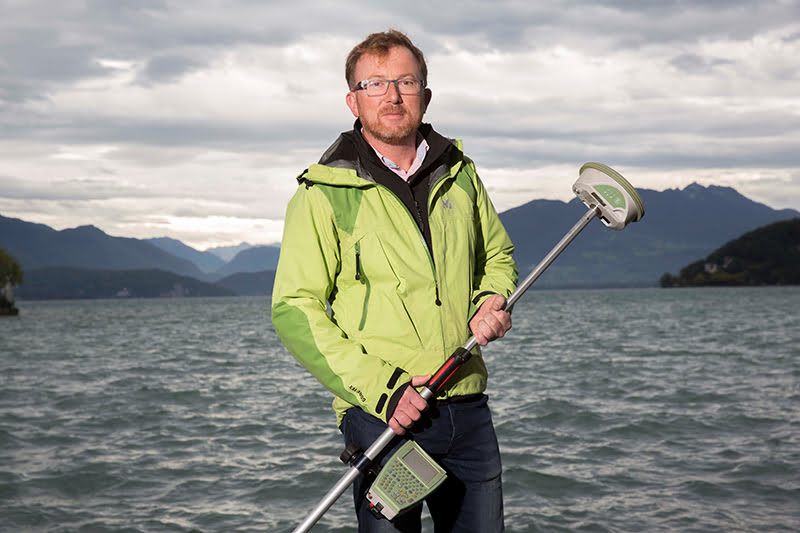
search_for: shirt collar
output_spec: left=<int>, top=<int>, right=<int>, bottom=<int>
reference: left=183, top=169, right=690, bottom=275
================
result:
left=364, top=130, right=430, bottom=181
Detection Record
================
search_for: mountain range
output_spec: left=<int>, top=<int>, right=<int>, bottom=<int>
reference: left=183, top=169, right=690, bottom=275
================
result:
left=1, top=182, right=798, bottom=298
left=0, top=218, right=206, bottom=279
left=501, top=183, right=799, bottom=287
left=0, top=216, right=280, bottom=282
left=141, top=238, right=281, bottom=276
left=144, top=237, right=227, bottom=274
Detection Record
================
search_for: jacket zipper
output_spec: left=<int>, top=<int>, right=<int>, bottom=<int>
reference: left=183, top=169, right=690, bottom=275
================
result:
left=412, top=198, right=426, bottom=240
left=354, top=241, right=361, bottom=281
left=354, top=240, right=371, bottom=331
left=426, top=173, right=454, bottom=306
left=412, top=197, right=442, bottom=306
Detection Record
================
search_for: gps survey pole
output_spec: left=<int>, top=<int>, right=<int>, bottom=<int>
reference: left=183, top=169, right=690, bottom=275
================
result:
left=291, top=162, right=645, bottom=533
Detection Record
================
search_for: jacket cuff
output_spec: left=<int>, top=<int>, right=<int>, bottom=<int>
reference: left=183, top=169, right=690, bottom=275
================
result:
left=373, top=366, right=410, bottom=421
left=384, top=382, right=411, bottom=423
left=468, top=290, right=498, bottom=321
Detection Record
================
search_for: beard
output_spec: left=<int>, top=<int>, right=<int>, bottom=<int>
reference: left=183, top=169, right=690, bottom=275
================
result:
left=359, top=104, right=424, bottom=146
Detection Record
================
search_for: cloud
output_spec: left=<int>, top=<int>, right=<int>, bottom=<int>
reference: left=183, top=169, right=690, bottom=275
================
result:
left=1, top=0, right=799, bottom=248
left=136, top=54, right=205, bottom=86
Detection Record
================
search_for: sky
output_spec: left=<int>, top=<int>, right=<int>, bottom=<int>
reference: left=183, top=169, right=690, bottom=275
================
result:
left=1, top=0, right=799, bottom=250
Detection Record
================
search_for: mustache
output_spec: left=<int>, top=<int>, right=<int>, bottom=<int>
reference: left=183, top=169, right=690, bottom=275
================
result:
left=380, top=105, right=406, bottom=115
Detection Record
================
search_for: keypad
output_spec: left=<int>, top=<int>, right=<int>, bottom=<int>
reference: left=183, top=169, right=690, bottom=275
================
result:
left=377, top=464, right=423, bottom=505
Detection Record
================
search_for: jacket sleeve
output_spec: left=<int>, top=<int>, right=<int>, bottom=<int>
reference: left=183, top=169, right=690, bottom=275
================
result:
left=468, top=163, right=519, bottom=317
left=271, top=183, right=410, bottom=421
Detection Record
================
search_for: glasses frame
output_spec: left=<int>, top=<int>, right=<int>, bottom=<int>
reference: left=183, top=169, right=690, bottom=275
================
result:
left=352, top=77, right=427, bottom=97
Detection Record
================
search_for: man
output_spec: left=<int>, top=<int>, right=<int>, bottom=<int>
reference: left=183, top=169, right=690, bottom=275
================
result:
left=272, top=29, right=517, bottom=532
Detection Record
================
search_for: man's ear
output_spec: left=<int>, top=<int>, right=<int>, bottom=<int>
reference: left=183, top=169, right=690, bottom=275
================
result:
left=423, top=87, right=432, bottom=112
left=346, top=91, right=359, bottom=118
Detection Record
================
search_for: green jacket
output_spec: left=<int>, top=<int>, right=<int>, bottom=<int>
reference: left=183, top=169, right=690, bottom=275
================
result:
left=271, top=126, right=517, bottom=426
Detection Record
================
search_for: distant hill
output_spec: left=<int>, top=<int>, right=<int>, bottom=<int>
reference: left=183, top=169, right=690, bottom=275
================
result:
left=660, top=218, right=800, bottom=287
left=146, top=237, right=225, bottom=274
left=205, top=242, right=253, bottom=262
left=215, top=245, right=281, bottom=276
left=0, top=215, right=206, bottom=279
left=15, top=267, right=236, bottom=300
left=500, top=183, right=800, bottom=287
left=216, top=270, right=276, bottom=296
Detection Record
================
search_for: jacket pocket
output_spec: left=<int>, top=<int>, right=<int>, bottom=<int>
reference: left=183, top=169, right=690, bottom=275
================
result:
left=336, top=231, right=426, bottom=349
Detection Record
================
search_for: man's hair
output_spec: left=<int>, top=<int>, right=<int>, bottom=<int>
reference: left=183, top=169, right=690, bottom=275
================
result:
left=345, top=29, right=427, bottom=90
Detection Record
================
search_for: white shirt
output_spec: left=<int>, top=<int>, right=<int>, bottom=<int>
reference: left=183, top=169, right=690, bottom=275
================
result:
left=368, top=132, right=430, bottom=182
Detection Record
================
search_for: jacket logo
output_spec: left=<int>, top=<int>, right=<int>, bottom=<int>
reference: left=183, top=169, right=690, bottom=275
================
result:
left=442, top=197, right=454, bottom=210
left=349, top=385, right=366, bottom=403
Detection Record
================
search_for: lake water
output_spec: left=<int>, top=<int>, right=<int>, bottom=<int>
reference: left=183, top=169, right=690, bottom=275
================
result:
left=1, top=288, right=798, bottom=532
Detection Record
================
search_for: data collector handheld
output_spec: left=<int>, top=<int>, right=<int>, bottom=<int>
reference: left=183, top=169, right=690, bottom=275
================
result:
left=366, top=440, right=447, bottom=520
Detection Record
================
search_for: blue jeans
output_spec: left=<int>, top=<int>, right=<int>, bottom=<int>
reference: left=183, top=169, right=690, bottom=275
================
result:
left=340, top=394, right=504, bottom=532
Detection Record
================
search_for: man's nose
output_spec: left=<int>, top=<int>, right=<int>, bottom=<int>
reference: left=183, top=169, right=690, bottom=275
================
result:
left=385, top=80, right=403, bottom=102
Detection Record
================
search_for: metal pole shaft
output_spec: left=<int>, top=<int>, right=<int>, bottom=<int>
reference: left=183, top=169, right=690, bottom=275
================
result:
left=291, top=468, right=362, bottom=533
left=292, top=426, right=399, bottom=533
left=505, top=206, right=598, bottom=310
left=292, top=206, right=598, bottom=532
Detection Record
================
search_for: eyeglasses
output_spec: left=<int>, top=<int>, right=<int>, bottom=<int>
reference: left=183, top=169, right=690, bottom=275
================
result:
left=353, top=77, right=426, bottom=96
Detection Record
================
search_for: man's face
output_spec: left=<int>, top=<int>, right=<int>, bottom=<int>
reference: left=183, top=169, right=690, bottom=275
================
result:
left=346, top=46, right=432, bottom=146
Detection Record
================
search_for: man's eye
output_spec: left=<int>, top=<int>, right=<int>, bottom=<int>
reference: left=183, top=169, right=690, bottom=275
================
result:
left=369, top=80, right=386, bottom=89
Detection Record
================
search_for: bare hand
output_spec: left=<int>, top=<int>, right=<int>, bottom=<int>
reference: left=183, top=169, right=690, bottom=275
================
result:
left=388, top=374, right=431, bottom=435
left=469, top=294, right=511, bottom=346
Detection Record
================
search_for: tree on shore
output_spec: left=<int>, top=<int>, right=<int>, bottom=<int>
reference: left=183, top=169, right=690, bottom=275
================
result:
left=1, top=248, right=24, bottom=311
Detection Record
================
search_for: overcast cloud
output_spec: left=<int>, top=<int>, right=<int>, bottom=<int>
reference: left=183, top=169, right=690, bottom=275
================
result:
left=1, top=0, right=798, bottom=248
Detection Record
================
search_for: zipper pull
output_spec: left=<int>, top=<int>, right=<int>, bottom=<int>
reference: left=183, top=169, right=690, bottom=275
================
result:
left=435, top=285, right=441, bottom=306
left=355, top=242, right=361, bottom=281
left=413, top=199, right=425, bottom=234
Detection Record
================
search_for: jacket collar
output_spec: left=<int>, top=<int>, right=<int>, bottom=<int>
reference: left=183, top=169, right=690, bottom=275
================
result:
left=321, top=121, right=456, bottom=175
